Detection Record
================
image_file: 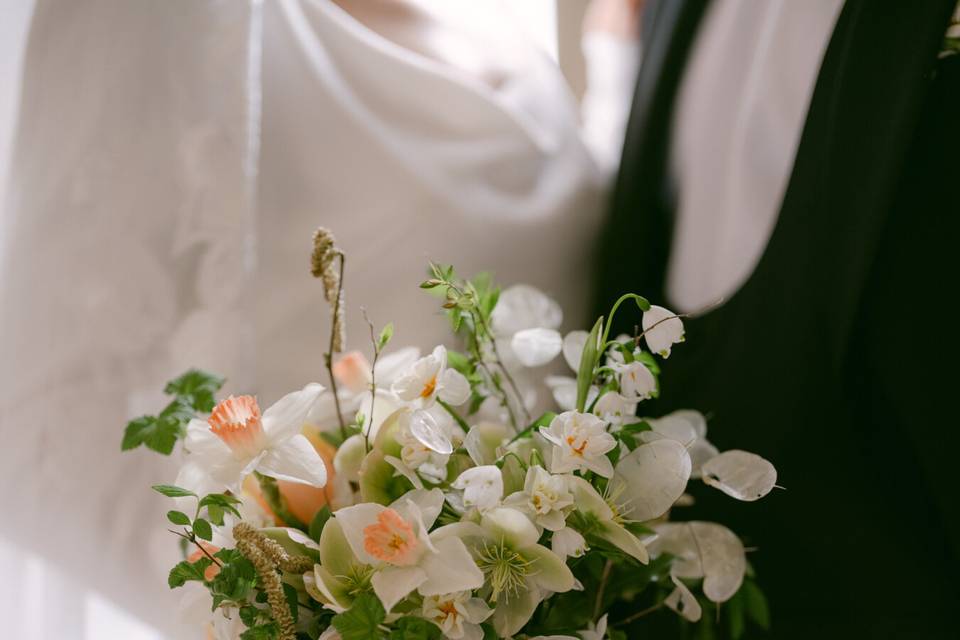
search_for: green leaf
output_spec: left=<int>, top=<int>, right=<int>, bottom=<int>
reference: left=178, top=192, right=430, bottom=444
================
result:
left=283, top=582, right=300, bottom=624
left=378, top=323, right=394, bottom=350
left=166, top=510, right=191, bottom=526
left=164, top=368, right=226, bottom=413
left=389, top=616, right=442, bottom=639
left=332, top=593, right=386, bottom=640
left=193, top=518, right=213, bottom=541
left=309, top=506, right=333, bottom=543
left=633, top=295, right=651, bottom=312
left=152, top=484, right=197, bottom=499
left=741, top=579, right=770, bottom=630
left=576, top=316, right=603, bottom=412
left=122, top=415, right=182, bottom=455
left=727, top=588, right=746, bottom=640
left=240, top=622, right=280, bottom=640
left=168, top=558, right=210, bottom=588
left=210, top=550, right=257, bottom=602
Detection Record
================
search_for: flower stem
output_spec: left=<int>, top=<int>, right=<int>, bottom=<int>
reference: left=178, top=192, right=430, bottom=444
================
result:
left=594, top=559, right=613, bottom=619
left=325, top=252, right=348, bottom=440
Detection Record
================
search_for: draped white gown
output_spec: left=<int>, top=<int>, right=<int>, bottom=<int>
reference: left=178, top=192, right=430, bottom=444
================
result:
left=0, top=0, right=636, bottom=636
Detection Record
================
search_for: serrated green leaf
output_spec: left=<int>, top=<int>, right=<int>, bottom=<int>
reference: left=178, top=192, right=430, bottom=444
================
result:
left=193, top=518, right=213, bottom=541
left=332, top=593, right=386, bottom=640
left=164, top=368, right=226, bottom=413
left=576, top=316, right=603, bottom=412
left=123, top=415, right=182, bottom=455
left=121, top=416, right=154, bottom=451
left=168, top=558, right=210, bottom=588
left=209, top=552, right=257, bottom=602
left=152, top=484, right=197, bottom=498
left=166, top=510, right=191, bottom=526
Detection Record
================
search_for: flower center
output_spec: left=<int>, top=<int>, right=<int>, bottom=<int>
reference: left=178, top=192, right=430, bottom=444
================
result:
left=363, top=508, right=420, bottom=565
left=420, top=375, right=438, bottom=399
left=208, top=395, right=265, bottom=458
left=566, top=434, right=588, bottom=456
left=476, top=541, right=533, bottom=603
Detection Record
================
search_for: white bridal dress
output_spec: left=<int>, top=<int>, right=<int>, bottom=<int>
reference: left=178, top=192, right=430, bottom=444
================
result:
left=0, top=0, right=637, bottom=637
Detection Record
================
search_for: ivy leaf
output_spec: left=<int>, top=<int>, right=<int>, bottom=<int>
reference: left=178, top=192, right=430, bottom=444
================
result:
left=164, top=369, right=226, bottom=413
left=240, top=623, right=280, bottom=640
left=166, top=510, right=191, bottom=526
left=152, top=484, right=197, bottom=498
left=332, top=593, right=386, bottom=640
left=389, top=616, right=442, bottom=639
left=168, top=558, right=210, bottom=588
left=576, top=316, right=603, bottom=412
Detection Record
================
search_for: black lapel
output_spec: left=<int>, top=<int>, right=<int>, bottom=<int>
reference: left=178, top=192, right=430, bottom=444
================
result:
left=591, top=0, right=709, bottom=320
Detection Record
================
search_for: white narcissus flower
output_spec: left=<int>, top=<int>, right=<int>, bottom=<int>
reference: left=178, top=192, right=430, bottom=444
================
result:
left=614, top=361, right=657, bottom=401
left=503, top=465, right=574, bottom=531
left=392, top=345, right=470, bottom=408
left=176, top=384, right=327, bottom=495
left=539, top=411, right=617, bottom=478
left=330, top=489, right=484, bottom=613
left=451, top=465, right=504, bottom=512
left=551, top=526, right=588, bottom=560
left=642, top=305, right=684, bottom=358
left=593, top=392, right=637, bottom=426
left=421, top=591, right=492, bottom=640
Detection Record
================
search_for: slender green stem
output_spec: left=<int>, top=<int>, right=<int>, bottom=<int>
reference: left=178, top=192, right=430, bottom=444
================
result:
left=614, top=600, right=665, bottom=626
left=361, top=307, right=379, bottom=454
left=594, top=559, right=613, bottom=619
left=600, top=293, right=648, bottom=351
left=438, top=399, right=470, bottom=432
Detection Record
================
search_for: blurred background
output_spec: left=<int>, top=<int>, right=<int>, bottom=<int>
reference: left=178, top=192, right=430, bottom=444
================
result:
left=0, top=1, right=635, bottom=637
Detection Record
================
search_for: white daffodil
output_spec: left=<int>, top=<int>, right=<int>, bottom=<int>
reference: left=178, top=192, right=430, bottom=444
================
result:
left=550, top=526, right=588, bottom=561
left=451, top=465, right=504, bottom=512
left=432, top=507, right=576, bottom=638
left=421, top=591, right=493, bottom=640
left=327, top=489, right=484, bottom=613
left=642, top=305, right=684, bottom=358
left=176, top=384, right=327, bottom=495
left=503, top=465, right=574, bottom=531
left=614, top=361, right=657, bottom=401
left=392, top=345, right=470, bottom=408
left=539, top=411, right=617, bottom=478
left=567, top=476, right=649, bottom=564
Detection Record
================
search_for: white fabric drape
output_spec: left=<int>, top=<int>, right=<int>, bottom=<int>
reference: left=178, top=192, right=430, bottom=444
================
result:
left=0, top=1, right=633, bottom=637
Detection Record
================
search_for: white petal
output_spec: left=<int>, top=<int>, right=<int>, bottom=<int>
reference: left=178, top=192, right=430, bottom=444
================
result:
left=408, top=409, right=454, bottom=455
left=511, top=328, right=563, bottom=367
left=562, top=330, right=588, bottom=372
left=523, top=543, right=575, bottom=593
left=418, top=537, right=485, bottom=595
left=463, top=422, right=509, bottom=466
left=256, top=435, right=327, bottom=487
left=491, top=284, right=563, bottom=336
left=392, top=488, right=445, bottom=531
left=173, top=461, right=221, bottom=512
left=643, top=413, right=699, bottom=447
left=262, top=383, right=325, bottom=441
left=598, top=522, right=649, bottom=564
left=374, top=347, right=422, bottom=385
left=665, top=574, right=702, bottom=622
left=491, top=578, right=541, bottom=637
left=184, top=419, right=229, bottom=456
left=566, top=476, right=614, bottom=521
left=545, top=375, right=579, bottom=412
left=551, top=527, right=587, bottom=560
left=452, top=466, right=503, bottom=512
left=372, top=565, right=427, bottom=612
left=642, top=305, right=684, bottom=358
left=611, top=439, right=691, bottom=522
left=334, top=502, right=385, bottom=565
left=700, top=450, right=777, bottom=501
left=438, top=368, right=471, bottom=406
left=481, top=507, right=540, bottom=549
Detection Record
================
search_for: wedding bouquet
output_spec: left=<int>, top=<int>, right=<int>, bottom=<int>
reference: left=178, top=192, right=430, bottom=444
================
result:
left=122, top=228, right=777, bottom=640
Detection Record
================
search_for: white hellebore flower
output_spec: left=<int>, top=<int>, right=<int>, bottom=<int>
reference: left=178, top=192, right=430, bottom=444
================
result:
left=551, top=527, right=588, bottom=561
left=452, top=465, right=504, bottom=512
left=503, top=465, right=574, bottom=531
left=422, top=591, right=493, bottom=640
left=539, top=411, right=617, bottom=478
left=642, top=305, right=684, bottom=358
left=177, top=384, right=327, bottom=494
left=392, top=345, right=470, bottom=408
